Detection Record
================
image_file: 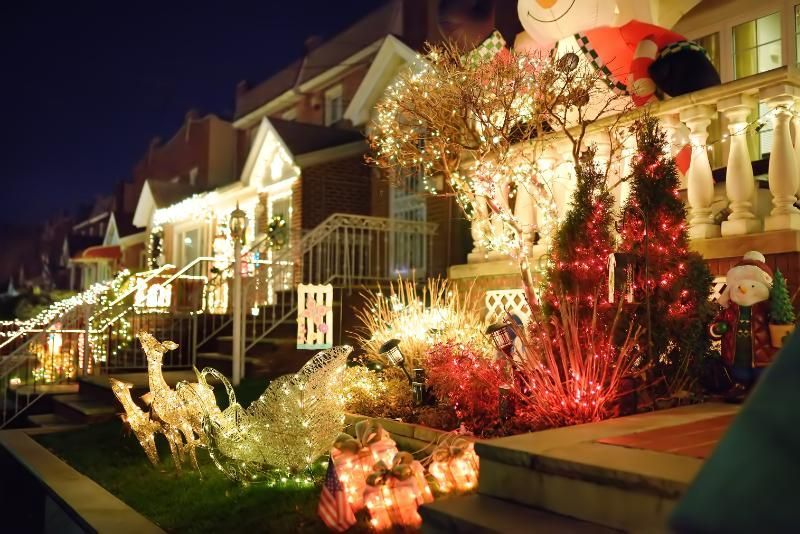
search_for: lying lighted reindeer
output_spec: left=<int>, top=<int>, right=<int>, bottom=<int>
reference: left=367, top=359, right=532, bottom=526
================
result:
left=109, top=378, right=185, bottom=471
left=136, top=332, right=207, bottom=474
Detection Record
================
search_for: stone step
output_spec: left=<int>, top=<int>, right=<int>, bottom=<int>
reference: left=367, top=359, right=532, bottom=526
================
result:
left=52, top=394, right=117, bottom=425
left=473, top=403, right=738, bottom=533
left=25, top=413, right=84, bottom=433
left=420, top=494, right=618, bottom=534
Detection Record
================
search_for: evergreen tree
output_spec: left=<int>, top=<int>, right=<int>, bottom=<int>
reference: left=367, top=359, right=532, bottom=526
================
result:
left=770, top=269, right=796, bottom=324
left=619, top=116, right=714, bottom=389
left=548, top=148, right=616, bottom=304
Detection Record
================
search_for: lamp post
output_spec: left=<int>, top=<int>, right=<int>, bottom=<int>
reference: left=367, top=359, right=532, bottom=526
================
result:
left=229, top=203, right=248, bottom=386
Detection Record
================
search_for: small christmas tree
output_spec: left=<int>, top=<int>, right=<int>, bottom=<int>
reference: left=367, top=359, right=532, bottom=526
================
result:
left=770, top=270, right=796, bottom=324
left=548, top=148, right=616, bottom=303
left=618, top=116, right=715, bottom=391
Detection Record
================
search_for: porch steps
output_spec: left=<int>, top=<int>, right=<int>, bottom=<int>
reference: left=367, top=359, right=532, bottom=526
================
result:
left=421, top=403, right=739, bottom=533
left=421, top=494, right=618, bottom=534
left=25, top=413, right=84, bottom=433
left=52, top=394, right=118, bottom=425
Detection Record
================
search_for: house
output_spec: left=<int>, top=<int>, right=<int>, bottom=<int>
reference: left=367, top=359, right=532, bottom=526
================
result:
left=441, top=0, right=800, bottom=316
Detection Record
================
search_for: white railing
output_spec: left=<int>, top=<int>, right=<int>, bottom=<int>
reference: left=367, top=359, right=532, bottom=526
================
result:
left=468, top=66, right=800, bottom=263
left=94, top=213, right=437, bottom=369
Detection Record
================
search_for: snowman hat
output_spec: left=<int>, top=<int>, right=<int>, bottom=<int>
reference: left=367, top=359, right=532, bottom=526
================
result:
left=732, top=250, right=773, bottom=284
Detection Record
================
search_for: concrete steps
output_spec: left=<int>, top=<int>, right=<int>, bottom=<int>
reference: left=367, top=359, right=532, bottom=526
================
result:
left=422, top=403, right=739, bottom=533
left=52, top=394, right=118, bottom=425
left=421, top=494, right=619, bottom=534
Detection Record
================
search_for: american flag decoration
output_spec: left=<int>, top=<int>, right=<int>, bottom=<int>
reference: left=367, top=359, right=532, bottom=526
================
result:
left=318, top=457, right=357, bottom=532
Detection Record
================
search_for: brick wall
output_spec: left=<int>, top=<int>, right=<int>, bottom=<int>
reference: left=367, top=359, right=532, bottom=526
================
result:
left=425, top=195, right=470, bottom=278
left=300, top=155, right=371, bottom=229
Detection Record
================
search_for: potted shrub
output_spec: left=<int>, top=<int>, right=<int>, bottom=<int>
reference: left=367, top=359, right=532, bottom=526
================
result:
left=769, top=269, right=796, bottom=348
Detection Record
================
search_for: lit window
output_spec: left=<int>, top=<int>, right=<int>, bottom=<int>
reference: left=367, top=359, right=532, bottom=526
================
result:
left=733, top=12, right=782, bottom=79
left=324, top=85, right=343, bottom=126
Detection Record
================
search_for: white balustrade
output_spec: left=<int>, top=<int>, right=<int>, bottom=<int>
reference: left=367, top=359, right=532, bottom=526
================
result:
left=680, top=104, right=721, bottom=239
left=463, top=68, right=800, bottom=265
left=718, top=95, right=761, bottom=235
left=761, top=85, right=800, bottom=231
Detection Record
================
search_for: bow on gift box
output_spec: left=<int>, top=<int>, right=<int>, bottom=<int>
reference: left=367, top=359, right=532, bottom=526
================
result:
left=334, top=420, right=387, bottom=453
left=431, top=437, right=472, bottom=463
left=366, top=452, right=416, bottom=486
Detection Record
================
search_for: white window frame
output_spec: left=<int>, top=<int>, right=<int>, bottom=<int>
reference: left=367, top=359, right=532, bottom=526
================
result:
left=324, top=84, right=344, bottom=126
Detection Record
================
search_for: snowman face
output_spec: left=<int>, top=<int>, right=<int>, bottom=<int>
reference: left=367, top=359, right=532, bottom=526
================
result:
left=727, top=266, right=771, bottom=307
left=517, top=0, right=618, bottom=47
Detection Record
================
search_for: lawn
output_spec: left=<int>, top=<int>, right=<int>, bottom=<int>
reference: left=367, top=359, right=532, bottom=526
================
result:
left=34, top=378, right=371, bottom=534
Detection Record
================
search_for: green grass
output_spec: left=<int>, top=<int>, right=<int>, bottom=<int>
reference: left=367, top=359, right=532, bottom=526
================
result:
left=34, top=378, right=372, bottom=533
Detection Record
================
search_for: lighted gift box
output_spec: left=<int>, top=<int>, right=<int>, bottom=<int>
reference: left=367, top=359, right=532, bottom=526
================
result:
left=364, top=452, right=433, bottom=532
left=428, top=438, right=480, bottom=493
left=331, top=421, right=399, bottom=511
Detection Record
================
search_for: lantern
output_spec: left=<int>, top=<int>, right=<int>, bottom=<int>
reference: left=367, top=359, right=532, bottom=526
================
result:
left=363, top=452, right=432, bottom=531
left=429, top=438, right=480, bottom=493
left=229, top=203, right=248, bottom=245
left=378, top=338, right=412, bottom=384
left=331, top=421, right=399, bottom=511
left=485, top=322, right=515, bottom=358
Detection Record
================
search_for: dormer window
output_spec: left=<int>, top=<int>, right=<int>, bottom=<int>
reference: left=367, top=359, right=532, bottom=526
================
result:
left=324, top=84, right=343, bottom=126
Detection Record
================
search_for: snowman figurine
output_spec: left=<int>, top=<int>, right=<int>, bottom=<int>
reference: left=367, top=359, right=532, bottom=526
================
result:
left=710, top=251, right=778, bottom=400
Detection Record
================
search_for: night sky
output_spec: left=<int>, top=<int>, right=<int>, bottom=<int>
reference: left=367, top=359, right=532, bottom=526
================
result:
left=1, top=1, right=382, bottom=226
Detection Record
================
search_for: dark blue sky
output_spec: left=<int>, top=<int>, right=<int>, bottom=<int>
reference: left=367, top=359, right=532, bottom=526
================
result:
left=0, top=1, right=381, bottom=225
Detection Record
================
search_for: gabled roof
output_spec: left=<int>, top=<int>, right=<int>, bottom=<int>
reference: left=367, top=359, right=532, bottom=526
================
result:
left=344, top=34, right=420, bottom=127
left=234, top=1, right=403, bottom=122
left=270, top=118, right=363, bottom=156
left=240, top=117, right=365, bottom=189
left=133, top=180, right=202, bottom=228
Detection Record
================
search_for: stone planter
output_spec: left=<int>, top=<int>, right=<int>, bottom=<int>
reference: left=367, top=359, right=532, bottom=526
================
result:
left=344, top=413, right=465, bottom=453
left=769, top=324, right=795, bottom=348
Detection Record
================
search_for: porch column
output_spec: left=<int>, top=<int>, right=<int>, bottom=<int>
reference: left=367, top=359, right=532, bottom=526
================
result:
left=615, top=129, right=637, bottom=212
left=760, top=85, right=800, bottom=231
left=680, top=104, right=721, bottom=239
left=554, top=144, right=576, bottom=220
left=514, top=179, right=537, bottom=255
left=792, top=97, right=800, bottom=198
left=590, top=129, right=612, bottom=176
left=719, top=95, right=761, bottom=235
left=468, top=196, right=489, bottom=262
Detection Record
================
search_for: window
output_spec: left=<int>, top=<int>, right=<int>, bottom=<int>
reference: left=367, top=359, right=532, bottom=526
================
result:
left=733, top=12, right=782, bottom=79
left=796, top=5, right=800, bottom=64
left=180, top=228, right=205, bottom=266
left=324, top=85, right=343, bottom=126
left=695, top=33, right=720, bottom=73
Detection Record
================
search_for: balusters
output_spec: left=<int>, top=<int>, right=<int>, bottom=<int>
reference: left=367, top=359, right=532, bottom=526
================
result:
left=680, top=104, right=721, bottom=239
left=718, top=95, right=761, bottom=235
left=760, top=85, right=800, bottom=231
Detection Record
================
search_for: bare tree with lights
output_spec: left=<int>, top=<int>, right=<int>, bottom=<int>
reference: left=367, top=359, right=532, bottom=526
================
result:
left=369, top=42, right=630, bottom=307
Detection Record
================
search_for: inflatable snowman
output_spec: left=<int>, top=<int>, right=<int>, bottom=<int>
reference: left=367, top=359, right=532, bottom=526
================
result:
left=516, top=0, right=721, bottom=107
left=710, top=251, right=778, bottom=399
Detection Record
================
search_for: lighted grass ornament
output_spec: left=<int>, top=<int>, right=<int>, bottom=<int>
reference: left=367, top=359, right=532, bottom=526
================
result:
left=369, top=41, right=629, bottom=307
left=331, top=420, right=399, bottom=511
left=199, top=345, right=352, bottom=481
left=354, top=277, right=489, bottom=370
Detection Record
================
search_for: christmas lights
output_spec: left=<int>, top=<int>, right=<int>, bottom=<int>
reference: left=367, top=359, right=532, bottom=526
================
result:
left=428, top=437, right=480, bottom=493
left=200, top=345, right=351, bottom=481
left=363, top=452, right=433, bottom=531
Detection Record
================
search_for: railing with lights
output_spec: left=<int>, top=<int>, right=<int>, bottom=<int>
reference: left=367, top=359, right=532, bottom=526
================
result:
left=468, top=65, right=800, bottom=264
